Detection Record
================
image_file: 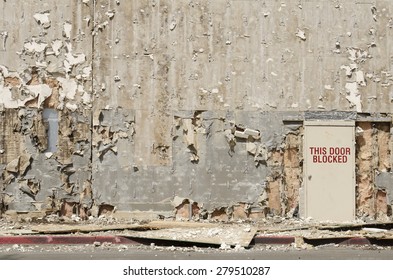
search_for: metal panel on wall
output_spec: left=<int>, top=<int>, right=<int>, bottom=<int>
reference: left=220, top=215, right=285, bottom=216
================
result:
left=303, top=121, right=355, bottom=222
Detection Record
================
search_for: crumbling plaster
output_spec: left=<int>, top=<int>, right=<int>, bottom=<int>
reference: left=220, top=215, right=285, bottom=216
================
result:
left=0, top=0, right=393, bottom=222
left=0, top=0, right=92, bottom=217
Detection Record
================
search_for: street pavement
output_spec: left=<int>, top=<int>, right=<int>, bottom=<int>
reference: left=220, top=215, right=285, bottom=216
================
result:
left=0, top=243, right=392, bottom=260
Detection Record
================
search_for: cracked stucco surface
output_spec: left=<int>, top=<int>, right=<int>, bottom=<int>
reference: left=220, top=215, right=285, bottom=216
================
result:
left=1, top=0, right=393, bottom=221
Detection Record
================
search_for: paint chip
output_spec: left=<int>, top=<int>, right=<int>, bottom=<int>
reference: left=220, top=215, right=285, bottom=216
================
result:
left=33, top=12, right=51, bottom=29
left=169, top=20, right=177, bottom=31
left=64, top=53, right=86, bottom=72
left=345, top=82, right=362, bottom=112
left=0, top=31, right=8, bottom=51
left=63, top=22, right=72, bottom=39
left=51, top=39, right=63, bottom=56
left=24, top=39, right=48, bottom=53
left=356, top=70, right=366, bottom=86
left=106, top=10, right=115, bottom=20
left=295, top=29, right=306, bottom=40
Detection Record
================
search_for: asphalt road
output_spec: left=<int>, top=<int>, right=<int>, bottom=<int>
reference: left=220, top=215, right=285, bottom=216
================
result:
left=0, top=244, right=392, bottom=260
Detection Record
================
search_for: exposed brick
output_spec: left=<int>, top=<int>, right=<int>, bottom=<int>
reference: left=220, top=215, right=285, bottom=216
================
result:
left=210, top=207, right=229, bottom=222
left=356, top=122, right=375, bottom=217
left=98, top=204, right=115, bottom=217
left=175, top=201, right=191, bottom=220
left=375, top=189, right=388, bottom=218
left=60, top=201, right=77, bottom=217
left=376, top=123, right=391, bottom=172
left=267, top=179, right=282, bottom=215
left=232, top=203, right=249, bottom=220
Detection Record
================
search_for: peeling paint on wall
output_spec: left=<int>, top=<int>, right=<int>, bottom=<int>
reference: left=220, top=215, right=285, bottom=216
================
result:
left=1, top=0, right=393, bottom=222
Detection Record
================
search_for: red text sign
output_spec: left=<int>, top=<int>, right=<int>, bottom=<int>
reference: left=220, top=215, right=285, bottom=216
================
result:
left=309, top=146, right=351, bottom=164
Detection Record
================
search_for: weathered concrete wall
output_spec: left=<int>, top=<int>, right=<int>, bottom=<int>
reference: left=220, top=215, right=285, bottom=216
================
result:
left=0, top=1, right=92, bottom=217
left=1, top=0, right=393, bottom=221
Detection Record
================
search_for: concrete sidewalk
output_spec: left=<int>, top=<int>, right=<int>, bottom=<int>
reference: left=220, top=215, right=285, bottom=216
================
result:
left=0, top=234, right=392, bottom=247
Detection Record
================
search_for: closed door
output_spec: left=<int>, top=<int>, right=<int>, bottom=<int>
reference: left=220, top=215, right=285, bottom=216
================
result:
left=303, top=121, right=355, bottom=222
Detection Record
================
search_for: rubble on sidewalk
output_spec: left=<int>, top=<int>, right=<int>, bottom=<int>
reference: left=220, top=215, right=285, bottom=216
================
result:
left=1, top=213, right=393, bottom=249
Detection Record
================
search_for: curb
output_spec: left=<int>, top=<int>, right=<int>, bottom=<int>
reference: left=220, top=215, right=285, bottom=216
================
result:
left=253, top=236, right=295, bottom=245
left=0, top=235, right=297, bottom=246
left=0, top=235, right=392, bottom=246
left=0, top=235, right=138, bottom=245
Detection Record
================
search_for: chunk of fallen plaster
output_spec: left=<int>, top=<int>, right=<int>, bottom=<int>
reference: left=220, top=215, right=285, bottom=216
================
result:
left=33, top=12, right=51, bottom=29
left=19, top=154, right=32, bottom=175
left=234, top=130, right=249, bottom=139
left=65, top=102, right=78, bottom=111
left=246, top=142, right=257, bottom=155
left=362, top=227, right=388, bottom=233
left=5, top=154, right=31, bottom=174
left=244, top=128, right=260, bottom=138
left=6, top=158, right=19, bottom=173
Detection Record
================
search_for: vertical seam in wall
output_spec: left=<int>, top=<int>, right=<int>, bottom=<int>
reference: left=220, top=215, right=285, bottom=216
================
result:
left=90, top=0, right=96, bottom=177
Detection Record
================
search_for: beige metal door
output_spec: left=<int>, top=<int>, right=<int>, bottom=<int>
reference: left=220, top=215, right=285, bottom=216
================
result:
left=303, top=121, right=355, bottom=222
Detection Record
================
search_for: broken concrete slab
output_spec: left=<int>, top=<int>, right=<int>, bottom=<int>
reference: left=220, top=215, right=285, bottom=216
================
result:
left=121, top=224, right=258, bottom=247
left=29, top=220, right=218, bottom=234
left=30, top=223, right=144, bottom=234
left=0, top=229, right=36, bottom=235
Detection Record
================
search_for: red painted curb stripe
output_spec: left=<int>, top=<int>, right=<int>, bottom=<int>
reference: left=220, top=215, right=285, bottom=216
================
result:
left=253, top=236, right=295, bottom=244
left=1, top=235, right=391, bottom=246
left=0, top=236, right=138, bottom=245
left=0, top=235, right=298, bottom=245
